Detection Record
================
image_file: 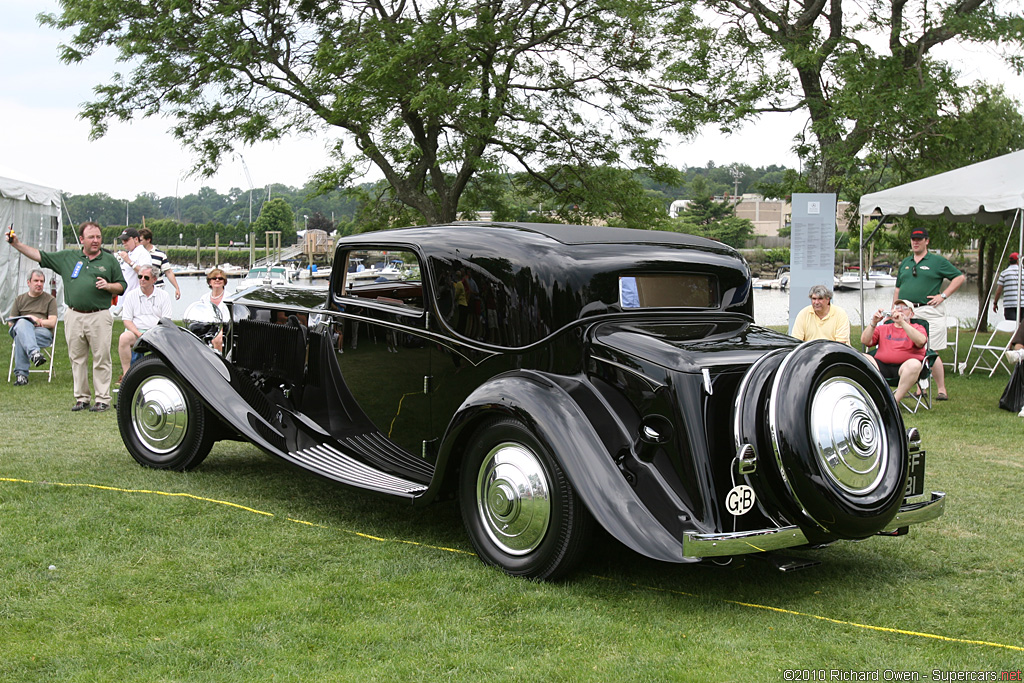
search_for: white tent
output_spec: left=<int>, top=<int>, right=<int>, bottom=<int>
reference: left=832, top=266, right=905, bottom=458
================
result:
left=0, top=175, right=65, bottom=318
left=860, top=149, right=1024, bottom=223
left=858, top=150, right=1024, bottom=367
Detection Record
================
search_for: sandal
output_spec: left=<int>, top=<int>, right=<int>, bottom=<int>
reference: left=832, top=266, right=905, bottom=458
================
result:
left=936, top=392, right=949, bottom=401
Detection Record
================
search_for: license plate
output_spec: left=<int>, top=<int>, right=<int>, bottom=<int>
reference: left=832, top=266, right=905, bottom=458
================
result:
left=905, top=450, right=925, bottom=498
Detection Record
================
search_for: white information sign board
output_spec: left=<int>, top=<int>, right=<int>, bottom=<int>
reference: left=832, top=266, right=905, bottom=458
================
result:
left=788, top=194, right=837, bottom=333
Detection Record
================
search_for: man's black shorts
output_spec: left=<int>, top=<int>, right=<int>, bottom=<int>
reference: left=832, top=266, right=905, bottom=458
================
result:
left=875, top=359, right=909, bottom=379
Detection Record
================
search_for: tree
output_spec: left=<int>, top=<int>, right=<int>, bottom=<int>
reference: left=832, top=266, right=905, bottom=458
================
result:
left=44, top=0, right=679, bottom=226
left=306, top=212, right=334, bottom=233
left=253, top=197, right=297, bottom=244
left=662, top=0, right=1024, bottom=196
left=64, top=192, right=124, bottom=229
left=885, top=86, right=1024, bottom=328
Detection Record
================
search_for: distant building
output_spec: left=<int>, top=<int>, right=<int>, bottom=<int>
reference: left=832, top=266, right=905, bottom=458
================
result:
left=669, top=199, right=691, bottom=218
left=733, top=195, right=789, bottom=236
left=457, top=211, right=495, bottom=221
left=729, top=195, right=853, bottom=237
left=299, top=229, right=332, bottom=254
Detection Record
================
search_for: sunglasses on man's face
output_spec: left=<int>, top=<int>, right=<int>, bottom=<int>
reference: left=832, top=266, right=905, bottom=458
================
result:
left=209, top=277, right=226, bottom=282
left=140, top=275, right=153, bottom=281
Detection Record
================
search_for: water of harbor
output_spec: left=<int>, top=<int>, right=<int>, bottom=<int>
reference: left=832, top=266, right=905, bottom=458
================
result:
left=752, top=281, right=984, bottom=328
left=169, top=275, right=985, bottom=328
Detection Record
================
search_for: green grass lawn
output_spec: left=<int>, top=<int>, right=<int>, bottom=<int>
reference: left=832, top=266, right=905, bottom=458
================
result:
left=1, top=322, right=1022, bottom=681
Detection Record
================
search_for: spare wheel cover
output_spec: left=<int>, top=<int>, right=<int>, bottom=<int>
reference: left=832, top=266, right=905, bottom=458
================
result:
left=768, top=340, right=908, bottom=538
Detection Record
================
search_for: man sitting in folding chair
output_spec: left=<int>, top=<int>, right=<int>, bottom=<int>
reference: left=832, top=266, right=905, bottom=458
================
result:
left=861, top=300, right=930, bottom=408
left=6, top=269, right=58, bottom=386
left=117, top=264, right=172, bottom=383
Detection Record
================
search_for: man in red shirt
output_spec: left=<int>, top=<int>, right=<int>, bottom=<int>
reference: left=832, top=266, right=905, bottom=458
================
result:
left=861, top=299, right=928, bottom=401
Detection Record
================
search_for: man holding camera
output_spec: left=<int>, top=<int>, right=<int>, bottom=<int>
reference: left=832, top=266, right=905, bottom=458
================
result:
left=861, top=300, right=928, bottom=402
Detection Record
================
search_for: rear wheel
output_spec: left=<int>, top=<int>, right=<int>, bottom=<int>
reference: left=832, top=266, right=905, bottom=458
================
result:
left=459, top=417, right=593, bottom=580
left=116, top=357, right=215, bottom=471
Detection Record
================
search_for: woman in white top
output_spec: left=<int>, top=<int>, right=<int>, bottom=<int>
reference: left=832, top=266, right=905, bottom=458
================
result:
left=198, top=268, right=230, bottom=351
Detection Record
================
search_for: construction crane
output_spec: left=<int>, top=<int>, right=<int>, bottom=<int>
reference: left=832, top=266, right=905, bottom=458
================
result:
left=239, top=155, right=255, bottom=225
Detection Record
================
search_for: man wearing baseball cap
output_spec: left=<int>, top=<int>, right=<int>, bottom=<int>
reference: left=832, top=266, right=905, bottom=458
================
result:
left=993, top=252, right=1021, bottom=323
left=861, top=300, right=928, bottom=402
left=893, top=227, right=966, bottom=400
left=115, top=227, right=152, bottom=292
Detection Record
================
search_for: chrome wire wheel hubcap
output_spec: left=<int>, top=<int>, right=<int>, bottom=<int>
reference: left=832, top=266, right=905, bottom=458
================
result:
left=131, top=376, right=189, bottom=454
left=476, top=442, right=552, bottom=555
left=810, top=377, right=888, bottom=494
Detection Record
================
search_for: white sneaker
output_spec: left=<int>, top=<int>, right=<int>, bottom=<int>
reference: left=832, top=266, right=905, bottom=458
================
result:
left=1005, top=349, right=1024, bottom=365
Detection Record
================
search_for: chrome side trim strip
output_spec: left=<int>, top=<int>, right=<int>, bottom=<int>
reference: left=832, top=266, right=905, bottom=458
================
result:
left=682, top=491, right=946, bottom=558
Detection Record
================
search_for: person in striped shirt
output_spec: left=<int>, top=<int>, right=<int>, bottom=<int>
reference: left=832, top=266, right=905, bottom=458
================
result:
left=138, top=227, right=181, bottom=300
left=993, top=252, right=1021, bottom=323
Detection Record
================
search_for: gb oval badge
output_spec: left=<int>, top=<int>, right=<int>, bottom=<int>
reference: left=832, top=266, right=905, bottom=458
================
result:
left=725, top=485, right=755, bottom=516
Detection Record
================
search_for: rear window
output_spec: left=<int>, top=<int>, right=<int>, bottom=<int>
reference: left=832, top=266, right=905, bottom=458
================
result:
left=619, top=274, right=716, bottom=309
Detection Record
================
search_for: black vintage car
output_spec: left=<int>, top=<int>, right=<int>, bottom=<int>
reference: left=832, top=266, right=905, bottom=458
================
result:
left=117, top=223, right=945, bottom=579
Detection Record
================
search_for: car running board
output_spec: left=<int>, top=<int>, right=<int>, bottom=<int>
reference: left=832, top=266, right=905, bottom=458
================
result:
left=287, top=442, right=429, bottom=498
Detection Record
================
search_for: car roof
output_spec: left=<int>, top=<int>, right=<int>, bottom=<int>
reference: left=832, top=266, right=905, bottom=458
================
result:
left=334, top=222, right=753, bottom=325
left=337, top=222, right=733, bottom=253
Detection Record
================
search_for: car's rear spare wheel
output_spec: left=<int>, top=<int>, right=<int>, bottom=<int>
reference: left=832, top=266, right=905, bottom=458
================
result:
left=739, top=341, right=908, bottom=539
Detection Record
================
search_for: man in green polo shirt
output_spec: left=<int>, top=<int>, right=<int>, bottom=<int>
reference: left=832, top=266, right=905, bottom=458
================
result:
left=7, top=221, right=126, bottom=412
left=893, top=227, right=966, bottom=401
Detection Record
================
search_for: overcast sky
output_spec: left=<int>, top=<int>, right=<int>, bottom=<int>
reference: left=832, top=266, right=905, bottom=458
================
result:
left=1, top=0, right=1020, bottom=201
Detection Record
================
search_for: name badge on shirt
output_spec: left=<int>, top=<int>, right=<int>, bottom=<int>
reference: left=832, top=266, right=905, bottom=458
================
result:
left=71, top=261, right=84, bottom=279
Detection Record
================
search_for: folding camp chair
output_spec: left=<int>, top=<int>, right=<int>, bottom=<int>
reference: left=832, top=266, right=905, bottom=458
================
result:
left=869, top=318, right=936, bottom=413
left=968, top=319, right=1019, bottom=377
left=7, top=322, right=58, bottom=383
left=945, top=315, right=963, bottom=375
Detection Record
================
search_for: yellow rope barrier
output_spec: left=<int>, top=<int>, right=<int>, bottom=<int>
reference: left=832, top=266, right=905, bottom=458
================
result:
left=3, top=476, right=1020, bottom=653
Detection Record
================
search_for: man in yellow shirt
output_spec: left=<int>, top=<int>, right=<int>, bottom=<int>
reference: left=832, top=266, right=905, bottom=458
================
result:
left=791, top=284, right=851, bottom=345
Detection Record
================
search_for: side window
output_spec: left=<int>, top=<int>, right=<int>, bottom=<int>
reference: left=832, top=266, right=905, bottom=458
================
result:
left=335, top=248, right=423, bottom=312
left=430, top=255, right=519, bottom=345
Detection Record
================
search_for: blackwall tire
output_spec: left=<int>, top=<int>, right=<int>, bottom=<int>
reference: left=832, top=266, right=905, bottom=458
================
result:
left=738, top=341, right=908, bottom=539
left=116, top=357, right=215, bottom=471
left=459, top=416, right=593, bottom=580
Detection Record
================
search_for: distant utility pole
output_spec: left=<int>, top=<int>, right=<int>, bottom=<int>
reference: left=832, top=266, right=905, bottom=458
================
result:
left=731, top=167, right=744, bottom=198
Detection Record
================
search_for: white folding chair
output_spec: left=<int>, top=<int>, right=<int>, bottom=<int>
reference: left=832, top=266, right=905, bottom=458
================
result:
left=945, top=315, right=962, bottom=374
left=968, top=319, right=1019, bottom=377
left=7, top=323, right=58, bottom=383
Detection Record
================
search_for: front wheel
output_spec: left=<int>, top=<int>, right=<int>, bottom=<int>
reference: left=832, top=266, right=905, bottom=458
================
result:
left=116, top=357, right=215, bottom=471
left=459, top=417, right=593, bottom=580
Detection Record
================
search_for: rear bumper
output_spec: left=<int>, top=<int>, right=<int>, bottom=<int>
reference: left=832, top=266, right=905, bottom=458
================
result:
left=681, top=491, right=946, bottom=558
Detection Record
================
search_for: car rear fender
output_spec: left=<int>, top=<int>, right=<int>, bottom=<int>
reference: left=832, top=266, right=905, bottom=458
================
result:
left=436, top=370, right=687, bottom=563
